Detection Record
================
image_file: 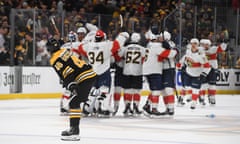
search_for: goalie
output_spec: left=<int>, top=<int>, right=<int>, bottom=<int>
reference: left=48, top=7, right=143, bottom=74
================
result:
left=46, top=38, right=97, bottom=141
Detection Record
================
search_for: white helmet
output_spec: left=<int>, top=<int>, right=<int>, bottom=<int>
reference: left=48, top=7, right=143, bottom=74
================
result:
left=160, top=31, right=171, bottom=41
left=77, top=27, right=87, bottom=34
left=200, top=39, right=207, bottom=45
left=190, top=38, right=199, bottom=45
left=130, top=32, right=141, bottom=43
left=205, top=39, right=212, bottom=45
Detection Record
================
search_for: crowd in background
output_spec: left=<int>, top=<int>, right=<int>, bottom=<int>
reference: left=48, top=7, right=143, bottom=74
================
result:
left=0, top=0, right=239, bottom=67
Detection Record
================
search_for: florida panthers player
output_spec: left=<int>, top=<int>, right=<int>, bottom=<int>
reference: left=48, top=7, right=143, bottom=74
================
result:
left=178, top=38, right=209, bottom=109
left=142, top=33, right=178, bottom=117
left=159, top=31, right=177, bottom=115
left=117, top=32, right=145, bottom=116
left=199, top=39, right=227, bottom=105
left=75, top=30, right=129, bottom=117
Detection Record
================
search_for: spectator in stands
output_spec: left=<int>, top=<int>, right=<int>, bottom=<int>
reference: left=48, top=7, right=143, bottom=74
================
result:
left=14, top=33, right=25, bottom=65
left=0, top=25, right=9, bottom=65
left=235, top=56, right=240, bottom=69
left=23, top=32, right=35, bottom=65
left=36, top=34, right=50, bottom=66
left=198, top=4, right=214, bottom=38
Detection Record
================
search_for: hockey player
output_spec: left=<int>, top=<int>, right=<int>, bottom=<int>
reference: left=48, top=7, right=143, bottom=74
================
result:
left=75, top=30, right=129, bottom=117
left=112, top=58, right=124, bottom=116
left=159, top=31, right=177, bottom=115
left=142, top=33, right=178, bottom=117
left=178, top=38, right=208, bottom=109
left=118, top=32, right=145, bottom=116
left=199, top=39, right=227, bottom=105
left=76, top=27, right=87, bottom=42
left=46, top=37, right=97, bottom=141
left=177, top=43, right=195, bottom=106
left=59, top=29, right=87, bottom=115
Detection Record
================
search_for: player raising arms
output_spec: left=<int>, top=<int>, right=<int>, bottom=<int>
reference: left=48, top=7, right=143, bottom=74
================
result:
left=199, top=39, right=227, bottom=105
left=75, top=30, right=129, bottom=117
left=46, top=38, right=97, bottom=141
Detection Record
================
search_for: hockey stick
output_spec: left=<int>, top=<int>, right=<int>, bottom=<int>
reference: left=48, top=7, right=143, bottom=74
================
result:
left=50, top=16, right=60, bottom=35
left=119, top=14, right=123, bottom=28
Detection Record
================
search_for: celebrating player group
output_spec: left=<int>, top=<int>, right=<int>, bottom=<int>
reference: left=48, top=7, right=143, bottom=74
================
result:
left=46, top=21, right=227, bottom=141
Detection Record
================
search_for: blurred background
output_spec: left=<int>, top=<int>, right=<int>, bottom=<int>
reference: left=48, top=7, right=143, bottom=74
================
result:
left=0, top=0, right=239, bottom=68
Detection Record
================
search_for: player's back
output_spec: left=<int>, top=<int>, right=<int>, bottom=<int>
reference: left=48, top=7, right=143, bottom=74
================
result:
left=121, top=44, right=145, bottom=76
left=143, top=42, right=164, bottom=75
left=84, top=41, right=113, bottom=75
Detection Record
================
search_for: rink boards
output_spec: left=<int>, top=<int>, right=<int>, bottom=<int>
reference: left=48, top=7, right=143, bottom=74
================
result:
left=0, top=66, right=240, bottom=99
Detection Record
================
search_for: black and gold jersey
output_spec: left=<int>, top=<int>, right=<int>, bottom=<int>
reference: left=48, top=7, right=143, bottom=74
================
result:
left=50, top=48, right=96, bottom=88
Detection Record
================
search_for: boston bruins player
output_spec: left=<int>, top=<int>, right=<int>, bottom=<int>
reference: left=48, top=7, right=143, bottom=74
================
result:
left=46, top=38, right=96, bottom=141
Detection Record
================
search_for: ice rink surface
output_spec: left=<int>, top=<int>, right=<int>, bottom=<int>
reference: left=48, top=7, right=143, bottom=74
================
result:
left=0, top=95, right=240, bottom=144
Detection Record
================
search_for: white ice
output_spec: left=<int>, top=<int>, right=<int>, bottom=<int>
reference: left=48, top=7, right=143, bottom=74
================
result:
left=0, top=95, right=240, bottom=144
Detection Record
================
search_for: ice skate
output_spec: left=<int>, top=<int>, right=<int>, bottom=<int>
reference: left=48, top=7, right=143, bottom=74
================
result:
left=150, top=108, right=162, bottom=118
left=142, top=103, right=151, bottom=116
left=177, top=96, right=185, bottom=106
left=97, top=104, right=111, bottom=118
left=112, top=104, right=119, bottom=116
left=132, top=103, right=142, bottom=116
left=82, top=103, right=90, bottom=116
left=199, top=96, right=206, bottom=106
left=208, top=95, right=216, bottom=105
left=186, top=98, right=192, bottom=103
left=61, top=127, right=80, bottom=141
left=162, top=108, right=174, bottom=116
left=190, top=101, right=197, bottom=109
left=123, top=103, right=133, bottom=117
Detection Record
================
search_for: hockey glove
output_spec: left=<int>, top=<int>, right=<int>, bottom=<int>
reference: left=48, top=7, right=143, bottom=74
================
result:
left=214, top=69, right=221, bottom=76
left=76, top=20, right=87, bottom=27
left=162, top=40, right=171, bottom=49
left=200, top=72, right=208, bottom=83
left=67, top=82, right=78, bottom=96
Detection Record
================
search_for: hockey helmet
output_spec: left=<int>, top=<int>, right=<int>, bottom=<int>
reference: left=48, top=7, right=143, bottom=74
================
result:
left=190, top=38, right=199, bottom=45
left=130, top=32, right=141, bottom=43
left=95, top=29, right=105, bottom=42
left=46, top=37, right=61, bottom=54
left=205, top=39, right=212, bottom=46
left=77, top=27, right=87, bottom=34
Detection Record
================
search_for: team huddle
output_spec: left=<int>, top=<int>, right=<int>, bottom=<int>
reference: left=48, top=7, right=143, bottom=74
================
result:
left=46, top=23, right=227, bottom=141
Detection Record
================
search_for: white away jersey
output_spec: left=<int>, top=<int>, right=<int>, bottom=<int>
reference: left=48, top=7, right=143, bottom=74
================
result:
left=118, top=43, right=145, bottom=76
left=204, top=43, right=227, bottom=69
left=180, top=50, right=206, bottom=77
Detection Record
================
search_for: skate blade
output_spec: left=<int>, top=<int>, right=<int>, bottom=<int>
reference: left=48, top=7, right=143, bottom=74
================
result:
left=61, top=135, right=80, bottom=141
left=143, top=111, right=152, bottom=118
left=97, top=114, right=111, bottom=118
left=123, top=113, right=133, bottom=117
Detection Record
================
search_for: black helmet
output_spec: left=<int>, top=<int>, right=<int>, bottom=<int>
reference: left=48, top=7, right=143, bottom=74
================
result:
left=46, top=38, right=61, bottom=54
